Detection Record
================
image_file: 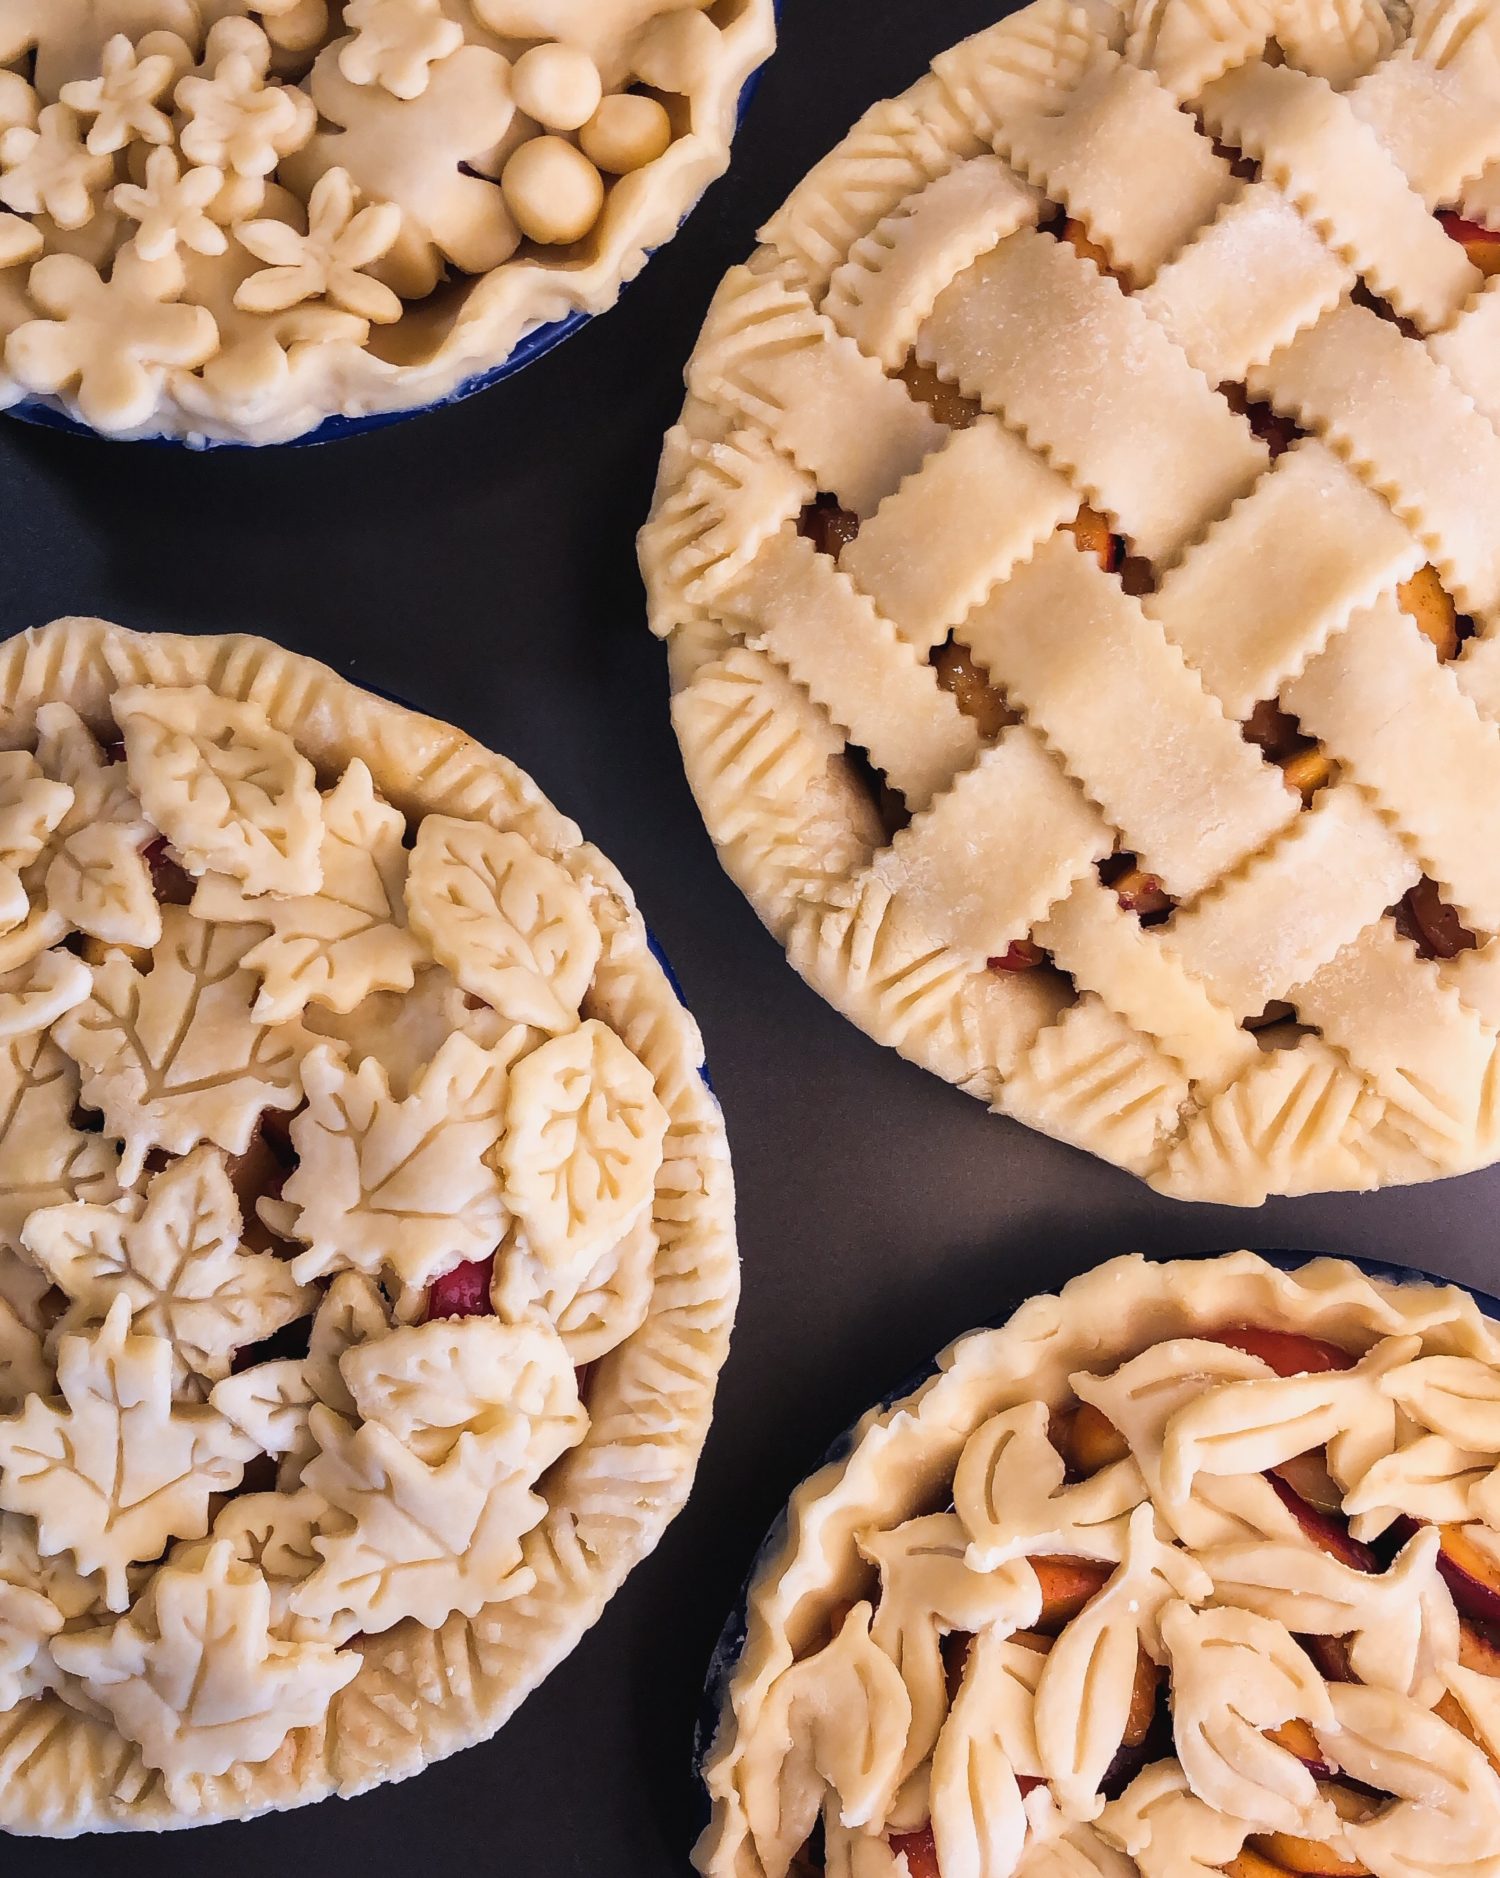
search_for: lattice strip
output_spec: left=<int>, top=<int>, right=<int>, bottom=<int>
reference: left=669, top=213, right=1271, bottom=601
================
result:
left=1198, top=62, right=1481, bottom=333
left=1137, top=187, right=1353, bottom=388
left=1429, top=278, right=1500, bottom=434
left=1000, top=993, right=1190, bottom=1176
left=962, top=533, right=1295, bottom=897
left=1448, top=941, right=1500, bottom=1032
left=1250, top=301, right=1500, bottom=617
left=1146, top=440, right=1422, bottom=718
left=1283, top=593, right=1500, bottom=931
left=840, top=418, right=1077, bottom=654
left=931, top=0, right=1119, bottom=147
left=686, top=266, right=947, bottom=518
left=1125, top=0, right=1277, bottom=100
left=758, top=96, right=965, bottom=298
left=916, top=228, right=1268, bottom=562
left=1347, top=49, right=1500, bottom=211
left=824, top=157, right=1041, bottom=370
left=1036, top=874, right=1256, bottom=1089
left=1163, top=785, right=1417, bottom=1018
left=638, top=428, right=814, bottom=638
left=1290, top=922, right=1499, bottom=1161
left=1000, top=56, right=1235, bottom=284
left=722, top=532, right=978, bottom=809
left=869, top=727, right=1109, bottom=961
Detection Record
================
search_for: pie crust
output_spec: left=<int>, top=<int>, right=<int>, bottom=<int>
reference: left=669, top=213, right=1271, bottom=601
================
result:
left=640, top=0, right=1500, bottom=1206
left=0, top=616, right=735, bottom=1832
left=697, top=1251, right=1500, bottom=1878
left=0, top=0, right=775, bottom=444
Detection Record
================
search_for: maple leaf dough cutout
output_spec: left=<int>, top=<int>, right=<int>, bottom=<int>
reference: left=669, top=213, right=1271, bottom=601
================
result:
left=0, top=1293, right=48, bottom=1410
left=303, top=963, right=523, bottom=1098
left=341, top=1315, right=584, bottom=1465
left=0, top=1297, right=255, bottom=1609
left=498, top=1019, right=668, bottom=1276
left=52, top=1539, right=358, bottom=1778
left=492, top=1207, right=656, bottom=1365
left=288, top=43, right=518, bottom=277
left=0, top=948, right=91, bottom=1039
left=212, top=1269, right=390, bottom=1487
left=53, top=905, right=310, bottom=1185
left=34, top=702, right=158, bottom=950
left=114, top=684, right=323, bottom=896
left=0, top=1028, right=119, bottom=1301
left=283, top=1033, right=517, bottom=1294
left=0, top=0, right=200, bottom=99
left=291, top=1402, right=561, bottom=1636
left=193, top=760, right=424, bottom=1022
left=0, top=749, right=72, bottom=935
left=406, top=814, right=601, bottom=1032
left=181, top=1488, right=330, bottom=1640
left=22, top=1145, right=311, bottom=1392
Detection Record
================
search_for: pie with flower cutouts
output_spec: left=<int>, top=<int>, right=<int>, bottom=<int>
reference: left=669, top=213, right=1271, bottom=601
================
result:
left=0, top=616, right=733, bottom=1832
left=697, top=1252, right=1500, bottom=1878
left=641, top=0, right=1500, bottom=1205
left=0, top=0, right=774, bottom=443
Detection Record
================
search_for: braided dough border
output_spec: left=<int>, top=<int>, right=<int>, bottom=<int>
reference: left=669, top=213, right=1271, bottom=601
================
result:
left=0, top=616, right=737, bottom=1834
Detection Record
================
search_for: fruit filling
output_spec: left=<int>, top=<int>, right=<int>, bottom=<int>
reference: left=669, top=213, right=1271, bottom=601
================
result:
left=1439, top=210, right=1500, bottom=279
left=1394, top=876, right=1479, bottom=961
left=797, top=494, right=862, bottom=559
left=1241, top=702, right=1335, bottom=803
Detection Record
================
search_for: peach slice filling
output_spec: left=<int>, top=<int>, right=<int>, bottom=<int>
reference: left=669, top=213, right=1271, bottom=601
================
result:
left=1439, top=210, right=1500, bottom=279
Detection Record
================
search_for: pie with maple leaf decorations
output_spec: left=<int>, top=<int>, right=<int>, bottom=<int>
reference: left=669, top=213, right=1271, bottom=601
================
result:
left=0, top=616, right=733, bottom=1832
left=641, top=0, right=1500, bottom=1206
left=697, top=1252, right=1500, bottom=1878
left=0, top=0, right=775, bottom=443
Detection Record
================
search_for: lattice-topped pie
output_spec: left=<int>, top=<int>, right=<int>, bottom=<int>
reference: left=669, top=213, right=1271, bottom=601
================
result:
left=641, top=0, right=1500, bottom=1205
left=0, top=0, right=774, bottom=443
left=698, top=1251, right=1500, bottom=1878
left=0, top=617, right=734, bottom=1832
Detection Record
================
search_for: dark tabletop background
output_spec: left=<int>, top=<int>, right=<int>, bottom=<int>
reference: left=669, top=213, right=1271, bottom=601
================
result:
left=3, top=2, right=1497, bottom=1870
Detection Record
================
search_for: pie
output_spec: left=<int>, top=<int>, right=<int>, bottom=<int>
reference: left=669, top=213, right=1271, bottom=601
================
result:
left=696, top=1250, right=1500, bottom=1878
left=0, top=0, right=775, bottom=444
left=0, top=616, right=734, bottom=1831
left=640, top=0, right=1500, bottom=1206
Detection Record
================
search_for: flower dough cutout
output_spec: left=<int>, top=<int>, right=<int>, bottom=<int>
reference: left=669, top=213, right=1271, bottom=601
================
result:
left=1161, top=1601, right=1336, bottom=1836
left=0, top=949, right=90, bottom=1040
left=859, top=1511, right=1041, bottom=1783
left=339, top=0, right=464, bottom=100
left=175, top=18, right=316, bottom=180
left=0, top=1029, right=119, bottom=1290
left=54, top=905, right=310, bottom=1185
left=34, top=703, right=159, bottom=950
left=59, top=32, right=181, bottom=155
left=0, top=1297, right=254, bottom=1609
left=742, top=1602, right=911, bottom=1873
left=406, top=815, right=601, bottom=1032
left=51, top=1539, right=358, bottom=1779
left=289, top=1400, right=566, bottom=1637
left=234, top=167, right=403, bottom=321
left=4, top=245, right=219, bottom=433
left=283, top=1033, right=516, bottom=1293
left=194, top=760, right=422, bottom=1021
left=0, top=103, right=113, bottom=229
left=340, top=1314, right=583, bottom=1466
left=21, top=1145, right=311, bottom=1391
left=112, top=146, right=227, bottom=261
left=115, top=684, right=323, bottom=895
left=1201, top=1523, right=1459, bottom=1706
left=498, top=1018, right=667, bottom=1276
left=291, top=44, right=518, bottom=276
left=954, top=1401, right=1148, bottom=1573
left=0, top=211, right=41, bottom=267
left=0, top=750, right=73, bottom=935
left=1033, top=1505, right=1210, bottom=1816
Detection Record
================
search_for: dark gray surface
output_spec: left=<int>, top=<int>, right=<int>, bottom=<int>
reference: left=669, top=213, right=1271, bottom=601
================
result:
left=3, top=2, right=1498, bottom=1870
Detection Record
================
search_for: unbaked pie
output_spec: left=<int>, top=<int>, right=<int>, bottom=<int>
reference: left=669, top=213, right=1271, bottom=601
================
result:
left=0, top=616, right=734, bottom=1831
left=0, top=0, right=774, bottom=443
left=641, top=0, right=1500, bottom=1205
left=698, top=1251, right=1500, bottom=1878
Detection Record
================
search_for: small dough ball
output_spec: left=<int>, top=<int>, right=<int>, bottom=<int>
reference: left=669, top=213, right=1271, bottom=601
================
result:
left=510, top=42, right=603, bottom=133
left=502, top=135, right=605, bottom=245
left=580, top=93, right=673, bottom=175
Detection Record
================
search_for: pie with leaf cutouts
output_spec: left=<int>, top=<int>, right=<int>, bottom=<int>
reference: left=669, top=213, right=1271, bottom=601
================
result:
left=0, top=616, right=734, bottom=1832
left=641, top=0, right=1500, bottom=1205
left=698, top=1251, right=1500, bottom=1878
left=0, top=0, right=775, bottom=443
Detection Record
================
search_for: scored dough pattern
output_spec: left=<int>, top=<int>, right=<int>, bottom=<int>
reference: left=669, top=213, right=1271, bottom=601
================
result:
left=641, top=0, right=1500, bottom=1204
